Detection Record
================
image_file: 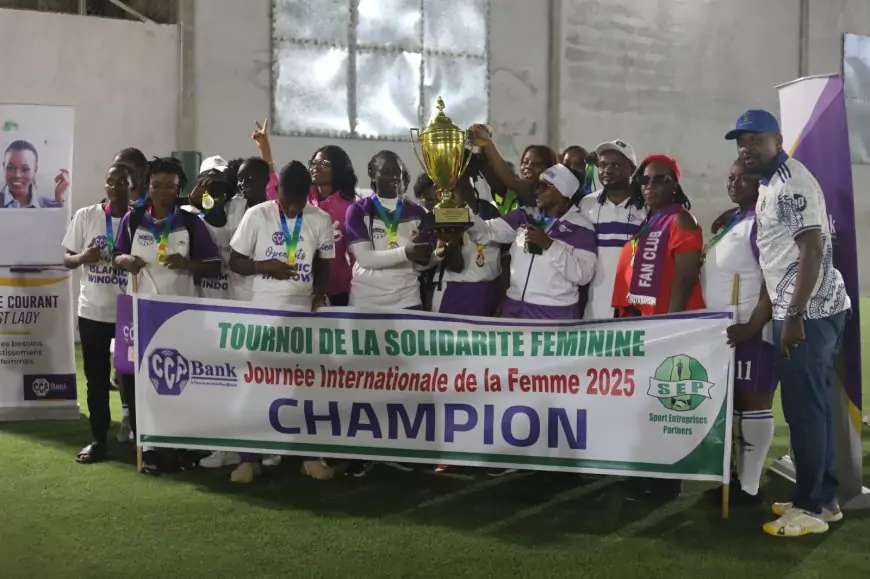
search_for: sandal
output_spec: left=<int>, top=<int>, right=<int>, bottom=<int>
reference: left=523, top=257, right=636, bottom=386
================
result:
left=76, top=442, right=107, bottom=464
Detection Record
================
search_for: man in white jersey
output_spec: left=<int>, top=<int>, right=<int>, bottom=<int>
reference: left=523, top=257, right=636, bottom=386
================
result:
left=578, top=140, right=643, bottom=319
left=726, top=109, right=850, bottom=537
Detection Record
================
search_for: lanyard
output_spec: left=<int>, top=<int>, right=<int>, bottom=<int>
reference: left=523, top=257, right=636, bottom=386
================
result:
left=494, top=189, right=517, bottom=215
left=372, top=196, right=403, bottom=248
left=278, top=207, right=304, bottom=266
left=103, top=203, right=116, bottom=256
left=535, top=212, right=556, bottom=230
left=702, top=210, right=749, bottom=261
left=148, top=207, right=175, bottom=263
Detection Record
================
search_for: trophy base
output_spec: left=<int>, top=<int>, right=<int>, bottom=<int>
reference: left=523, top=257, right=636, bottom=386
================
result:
left=421, top=209, right=473, bottom=233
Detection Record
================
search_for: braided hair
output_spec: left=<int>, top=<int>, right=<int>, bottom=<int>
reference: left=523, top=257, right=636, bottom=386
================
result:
left=144, top=156, right=187, bottom=204
left=367, top=150, right=410, bottom=194
left=628, top=159, right=691, bottom=211
left=311, top=145, right=358, bottom=201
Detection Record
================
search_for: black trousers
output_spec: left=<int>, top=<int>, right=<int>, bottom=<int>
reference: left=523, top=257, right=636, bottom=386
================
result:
left=119, top=373, right=137, bottom=436
left=329, top=292, right=349, bottom=307
left=78, top=317, right=116, bottom=443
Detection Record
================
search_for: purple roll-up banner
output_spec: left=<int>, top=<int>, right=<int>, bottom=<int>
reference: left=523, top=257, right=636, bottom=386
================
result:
left=777, top=74, right=869, bottom=508
left=114, top=294, right=134, bottom=375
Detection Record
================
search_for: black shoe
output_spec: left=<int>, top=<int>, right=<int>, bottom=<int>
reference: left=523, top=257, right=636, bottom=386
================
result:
left=141, top=450, right=161, bottom=476
left=345, top=461, right=373, bottom=478
left=76, top=441, right=107, bottom=464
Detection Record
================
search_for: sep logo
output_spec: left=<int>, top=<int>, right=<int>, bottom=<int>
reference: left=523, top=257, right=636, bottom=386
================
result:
left=148, top=348, right=238, bottom=396
left=92, top=235, right=108, bottom=249
left=371, top=227, right=386, bottom=239
left=272, top=231, right=285, bottom=245
left=646, top=355, right=715, bottom=412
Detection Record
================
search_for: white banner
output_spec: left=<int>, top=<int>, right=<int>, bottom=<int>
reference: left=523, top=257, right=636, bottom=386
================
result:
left=135, top=297, right=735, bottom=481
left=0, top=104, right=74, bottom=266
left=0, top=268, right=78, bottom=421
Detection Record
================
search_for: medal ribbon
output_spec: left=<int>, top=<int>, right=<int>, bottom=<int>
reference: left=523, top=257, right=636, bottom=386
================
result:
left=702, top=210, right=750, bottom=259
left=103, top=203, right=115, bottom=256
left=278, top=207, right=303, bottom=266
left=535, top=212, right=556, bottom=231
left=372, top=196, right=403, bottom=247
left=148, top=207, right=175, bottom=261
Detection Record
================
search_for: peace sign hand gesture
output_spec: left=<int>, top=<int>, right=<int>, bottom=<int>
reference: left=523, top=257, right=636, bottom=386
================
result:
left=251, top=118, right=273, bottom=165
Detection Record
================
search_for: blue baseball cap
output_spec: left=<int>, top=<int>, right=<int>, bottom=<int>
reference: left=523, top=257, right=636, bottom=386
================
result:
left=724, top=109, right=781, bottom=140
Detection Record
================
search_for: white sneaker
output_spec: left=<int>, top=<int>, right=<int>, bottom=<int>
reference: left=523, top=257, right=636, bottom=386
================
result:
left=771, top=501, right=843, bottom=522
left=116, top=417, right=134, bottom=443
left=763, top=508, right=829, bottom=537
left=199, top=451, right=241, bottom=468
left=262, top=455, right=282, bottom=467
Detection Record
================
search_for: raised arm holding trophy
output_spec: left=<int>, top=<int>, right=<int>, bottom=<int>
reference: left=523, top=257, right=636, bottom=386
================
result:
left=410, top=97, right=473, bottom=239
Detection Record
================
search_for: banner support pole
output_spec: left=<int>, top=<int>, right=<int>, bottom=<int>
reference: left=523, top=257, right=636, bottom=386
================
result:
left=722, top=273, right=740, bottom=520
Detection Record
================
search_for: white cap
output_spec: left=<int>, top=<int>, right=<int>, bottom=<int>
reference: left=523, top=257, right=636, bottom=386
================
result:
left=540, top=164, right=580, bottom=199
left=594, top=139, right=637, bottom=166
left=199, top=155, right=228, bottom=174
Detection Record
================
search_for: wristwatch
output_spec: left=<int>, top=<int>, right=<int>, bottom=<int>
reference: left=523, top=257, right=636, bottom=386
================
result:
left=785, top=305, right=806, bottom=319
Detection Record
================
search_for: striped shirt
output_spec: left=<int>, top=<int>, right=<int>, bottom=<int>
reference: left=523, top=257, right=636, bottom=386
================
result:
left=578, top=190, right=646, bottom=319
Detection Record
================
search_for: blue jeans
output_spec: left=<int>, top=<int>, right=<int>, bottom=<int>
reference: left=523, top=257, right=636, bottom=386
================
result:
left=774, top=310, right=847, bottom=514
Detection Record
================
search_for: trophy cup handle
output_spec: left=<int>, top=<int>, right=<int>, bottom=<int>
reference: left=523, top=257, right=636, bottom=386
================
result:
left=410, top=128, right=427, bottom=172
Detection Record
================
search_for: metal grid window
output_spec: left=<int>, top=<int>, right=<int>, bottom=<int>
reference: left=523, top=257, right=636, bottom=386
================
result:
left=271, top=0, right=489, bottom=140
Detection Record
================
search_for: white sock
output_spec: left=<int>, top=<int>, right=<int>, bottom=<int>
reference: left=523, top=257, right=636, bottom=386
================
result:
left=732, top=411, right=742, bottom=476
left=122, top=405, right=130, bottom=418
left=738, top=410, right=775, bottom=495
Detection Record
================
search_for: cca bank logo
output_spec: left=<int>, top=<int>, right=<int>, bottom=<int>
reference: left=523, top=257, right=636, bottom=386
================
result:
left=148, top=348, right=238, bottom=396
left=647, top=355, right=714, bottom=412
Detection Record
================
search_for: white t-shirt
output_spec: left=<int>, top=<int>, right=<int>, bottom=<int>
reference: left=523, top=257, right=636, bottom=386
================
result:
left=578, top=191, right=646, bottom=319
left=230, top=201, right=335, bottom=309
left=701, top=212, right=773, bottom=341
left=62, top=204, right=128, bottom=323
left=115, top=208, right=220, bottom=297
left=187, top=205, right=253, bottom=301
left=755, top=154, right=850, bottom=320
left=345, top=195, right=431, bottom=309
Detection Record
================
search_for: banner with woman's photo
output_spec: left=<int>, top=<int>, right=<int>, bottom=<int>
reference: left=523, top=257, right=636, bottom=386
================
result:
left=0, top=104, right=77, bottom=421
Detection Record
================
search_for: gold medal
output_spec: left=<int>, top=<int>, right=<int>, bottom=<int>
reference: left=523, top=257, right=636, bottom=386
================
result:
left=201, top=192, right=215, bottom=210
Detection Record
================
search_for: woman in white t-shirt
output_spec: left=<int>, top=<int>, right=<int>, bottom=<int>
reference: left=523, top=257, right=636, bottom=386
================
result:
left=113, top=157, right=221, bottom=475
left=702, top=160, right=776, bottom=506
left=63, top=162, right=133, bottom=464
left=345, top=150, right=434, bottom=309
left=229, top=160, right=335, bottom=484
left=185, top=157, right=248, bottom=301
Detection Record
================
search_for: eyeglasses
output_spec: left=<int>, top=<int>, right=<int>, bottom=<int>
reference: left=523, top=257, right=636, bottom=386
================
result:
left=637, top=174, right=675, bottom=187
left=309, top=159, right=332, bottom=169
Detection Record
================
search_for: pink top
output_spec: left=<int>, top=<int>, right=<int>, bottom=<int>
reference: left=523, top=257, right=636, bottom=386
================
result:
left=267, top=172, right=354, bottom=297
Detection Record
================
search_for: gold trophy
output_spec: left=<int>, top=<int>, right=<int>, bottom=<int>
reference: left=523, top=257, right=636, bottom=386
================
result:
left=410, top=97, right=473, bottom=233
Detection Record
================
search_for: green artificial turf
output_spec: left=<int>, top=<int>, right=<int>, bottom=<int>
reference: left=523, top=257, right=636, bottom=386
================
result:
left=1, top=307, right=869, bottom=579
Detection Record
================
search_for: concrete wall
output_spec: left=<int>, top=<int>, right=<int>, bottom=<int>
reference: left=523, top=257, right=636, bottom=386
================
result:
left=0, top=9, right=179, bottom=212
left=194, top=0, right=550, bottom=179
left=554, top=0, right=870, bottom=291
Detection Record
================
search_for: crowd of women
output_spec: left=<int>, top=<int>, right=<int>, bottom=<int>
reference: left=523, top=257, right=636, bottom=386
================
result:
left=61, top=108, right=850, bottom=539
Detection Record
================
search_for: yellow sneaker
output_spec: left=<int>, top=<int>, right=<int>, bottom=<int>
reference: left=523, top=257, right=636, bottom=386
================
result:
left=762, top=508, right=829, bottom=537
left=771, top=502, right=843, bottom=522
left=230, top=462, right=261, bottom=484
left=301, top=459, right=334, bottom=481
